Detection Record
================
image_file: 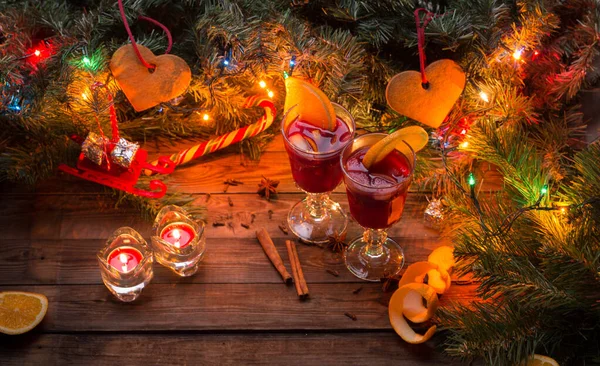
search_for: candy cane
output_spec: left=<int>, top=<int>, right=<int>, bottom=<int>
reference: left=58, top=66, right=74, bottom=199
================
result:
left=144, top=96, right=276, bottom=175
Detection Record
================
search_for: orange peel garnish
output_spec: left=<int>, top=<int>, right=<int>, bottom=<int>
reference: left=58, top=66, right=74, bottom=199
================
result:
left=428, top=245, right=455, bottom=272
left=388, top=283, right=439, bottom=344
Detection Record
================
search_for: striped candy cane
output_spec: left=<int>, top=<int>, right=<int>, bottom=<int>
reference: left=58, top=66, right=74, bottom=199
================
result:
left=144, top=96, right=276, bottom=175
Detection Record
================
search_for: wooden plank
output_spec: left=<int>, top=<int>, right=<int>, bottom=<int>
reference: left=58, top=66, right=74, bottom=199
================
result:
left=0, top=333, right=463, bottom=366
left=57, top=193, right=440, bottom=240
left=0, top=236, right=454, bottom=285
left=0, top=283, right=477, bottom=332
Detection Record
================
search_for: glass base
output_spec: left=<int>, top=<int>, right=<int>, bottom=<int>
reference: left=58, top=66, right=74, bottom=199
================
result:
left=102, top=279, right=151, bottom=302
left=344, top=235, right=405, bottom=282
left=287, top=196, right=348, bottom=244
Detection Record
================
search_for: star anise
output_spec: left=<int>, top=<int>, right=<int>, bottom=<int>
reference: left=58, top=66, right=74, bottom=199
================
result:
left=257, top=175, right=279, bottom=201
left=327, top=231, right=348, bottom=253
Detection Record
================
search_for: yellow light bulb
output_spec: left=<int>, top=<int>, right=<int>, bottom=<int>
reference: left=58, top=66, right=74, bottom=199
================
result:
left=460, top=141, right=469, bottom=149
left=513, top=49, right=523, bottom=61
left=267, top=90, right=274, bottom=98
left=479, top=91, right=489, bottom=103
left=259, top=80, right=267, bottom=88
left=202, top=114, right=210, bottom=121
left=81, top=92, right=89, bottom=101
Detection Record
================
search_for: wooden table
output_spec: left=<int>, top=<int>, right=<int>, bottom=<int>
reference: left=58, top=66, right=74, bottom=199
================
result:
left=1, top=136, right=474, bottom=365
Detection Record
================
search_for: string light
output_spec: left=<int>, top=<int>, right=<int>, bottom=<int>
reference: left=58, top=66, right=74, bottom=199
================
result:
left=34, top=49, right=41, bottom=57
left=513, top=48, right=523, bottom=61
left=283, top=71, right=289, bottom=79
left=223, top=59, right=230, bottom=66
left=81, top=91, right=89, bottom=101
left=479, top=91, right=489, bottom=103
left=541, top=185, right=548, bottom=196
left=202, top=113, right=210, bottom=121
left=82, top=56, right=91, bottom=66
left=468, top=173, right=476, bottom=187
left=460, top=141, right=469, bottom=149
left=267, top=90, right=274, bottom=98
left=259, top=80, right=267, bottom=88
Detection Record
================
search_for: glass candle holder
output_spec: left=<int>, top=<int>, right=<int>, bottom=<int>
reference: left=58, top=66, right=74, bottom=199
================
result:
left=97, top=227, right=154, bottom=302
left=151, top=205, right=206, bottom=277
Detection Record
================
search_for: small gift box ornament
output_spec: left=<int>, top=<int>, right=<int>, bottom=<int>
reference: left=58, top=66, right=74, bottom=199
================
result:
left=81, top=132, right=110, bottom=166
left=111, top=137, right=140, bottom=168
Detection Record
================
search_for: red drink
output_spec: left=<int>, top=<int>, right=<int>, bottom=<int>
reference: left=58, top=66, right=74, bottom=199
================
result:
left=343, top=146, right=412, bottom=229
left=283, top=117, right=353, bottom=193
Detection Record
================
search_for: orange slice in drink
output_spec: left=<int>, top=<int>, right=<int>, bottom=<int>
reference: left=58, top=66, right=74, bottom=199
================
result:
left=284, top=77, right=336, bottom=131
left=362, top=126, right=428, bottom=169
left=0, top=291, right=48, bottom=335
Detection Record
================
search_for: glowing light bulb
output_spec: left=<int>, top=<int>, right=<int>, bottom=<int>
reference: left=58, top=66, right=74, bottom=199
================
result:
left=223, top=59, right=230, bottom=66
left=202, top=113, right=210, bottom=121
left=34, top=49, right=41, bottom=57
left=468, top=173, right=476, bottom=187
left=81, top=92, right=89, bottom=101
left=259, top=80, right=267, bottom=89
left=560, top=207, right=567, bottom=214
left=460, top=129, right=467, bottom=135
left=267, top=90, right=274, bottom=98
left=460, top=141, right=469, bottom=148
left=479, top=91, right=489, bottom=103
left=83, top=56, right=91, bottom=65
left=541, top=185, right=548, bottom=195
left=513, top=48, right=523, bottom=61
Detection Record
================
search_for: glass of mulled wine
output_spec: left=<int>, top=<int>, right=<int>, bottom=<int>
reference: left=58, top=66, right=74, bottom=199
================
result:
left=340, top=133, right=415, bottom=281
left=281, top=104, right=355, bottom=244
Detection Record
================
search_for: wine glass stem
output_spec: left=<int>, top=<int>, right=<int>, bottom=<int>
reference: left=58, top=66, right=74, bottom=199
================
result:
left=305, top=192, right=330, bottom=219
left=363, top=228, right=387, bottom=257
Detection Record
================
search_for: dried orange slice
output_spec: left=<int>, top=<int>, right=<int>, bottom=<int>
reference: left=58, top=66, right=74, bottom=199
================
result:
left=362, top=126, right=428, bottom=169
left=527, top=355, right=559, bottom=366
left=0, top=291, right=48, bottom=335
left=284, top=77, right=336, bottom=131
left=428, top=246, right=455, bottom=272
left=388, top=283, right=438, bottom=344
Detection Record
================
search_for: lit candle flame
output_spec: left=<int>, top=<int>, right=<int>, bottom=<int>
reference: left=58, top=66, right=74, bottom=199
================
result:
left=172, top=229, right=181, bottom=248
left=119, top=253, right=129, bottom=272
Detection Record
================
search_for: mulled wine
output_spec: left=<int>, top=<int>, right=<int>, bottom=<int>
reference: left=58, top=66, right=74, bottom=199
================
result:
left=281, top=102, right=355, bottom=244
left=343, top=146, right=411, bottom=229
left=340, top=133, right=415, bottom=282
left=284, top=117, right=353, bottom=193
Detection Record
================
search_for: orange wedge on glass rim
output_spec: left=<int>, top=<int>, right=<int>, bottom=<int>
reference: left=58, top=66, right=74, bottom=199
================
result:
left=0, top=291, right=48, bottom=335
left=284, top=76, right=336, bottom=131
left=362, top=126, right=428, bottom=169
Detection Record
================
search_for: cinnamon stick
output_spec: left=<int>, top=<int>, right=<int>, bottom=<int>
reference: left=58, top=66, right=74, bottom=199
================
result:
left=256, top=228, right=292, bottom=284
left=286, top=240, right=309, bottom=299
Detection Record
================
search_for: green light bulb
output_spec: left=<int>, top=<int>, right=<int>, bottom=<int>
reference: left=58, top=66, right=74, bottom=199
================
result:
left=541, top=185, right=548, bottom=195
left=83, top=56, right=91, bottom=65
left=283, top=71, right=289, bottom=79
left=468, top=173, right=476, bottom=187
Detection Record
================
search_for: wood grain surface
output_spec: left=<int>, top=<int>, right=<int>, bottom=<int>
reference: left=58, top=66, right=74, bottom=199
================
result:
left=0, top=135, right=479, bottom=365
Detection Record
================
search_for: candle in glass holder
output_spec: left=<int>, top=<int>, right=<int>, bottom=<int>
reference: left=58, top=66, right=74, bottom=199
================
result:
left=97, top=227, right=154, bottom=302
left=151, top=205, right=206, bottom=277
left=160, top=223, right=196, bottom=249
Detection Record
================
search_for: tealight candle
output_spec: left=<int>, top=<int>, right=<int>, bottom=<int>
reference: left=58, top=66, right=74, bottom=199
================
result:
left=107, top=246, right=143, bottom=273
left=160, top=223, right=196, bottom=249
left=151, top=205, right=206, bottom=277
left=97, top=227, right=153, bottom=302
